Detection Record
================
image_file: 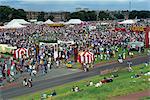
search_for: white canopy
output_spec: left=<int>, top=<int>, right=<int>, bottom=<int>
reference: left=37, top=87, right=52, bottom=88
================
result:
left=44, top=19, right=54, bottom=24
left=8, top=19, right=30, bottom=25
left=58, top=40, right=75, bottom=44
left=65, top=19, right=83, bottom=24
left=1, top=21, right=26, bottom=29
left=36, top=21, right=44, bottom=25
left=89, top=26, right=96, bottom=31
left=118, top=19, right=136, bottom=24
left=58, top=21, right=65, bottom=24
left=101, top=22, right=109, bottom=25
left=29, top=19, right=37, bottom=23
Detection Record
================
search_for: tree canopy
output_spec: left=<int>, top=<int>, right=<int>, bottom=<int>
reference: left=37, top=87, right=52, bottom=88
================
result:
left=99, top=11, right=113, bottom=20
left=48, top=15, right=54, bottom=21
left=129, top=10, right=150, bottom=19
left=37, top=12, right=45, bottom=21
left=0, top=6, right=26, bottom=22
left=69, top=10, right=97, bottom=21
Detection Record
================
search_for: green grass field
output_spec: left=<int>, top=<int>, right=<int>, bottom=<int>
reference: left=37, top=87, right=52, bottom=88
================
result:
left=140, top=96, right=150, bottom=100
left=15, top=64, right=150, bottom=100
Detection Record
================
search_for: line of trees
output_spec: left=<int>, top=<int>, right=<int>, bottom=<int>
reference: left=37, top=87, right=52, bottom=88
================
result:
left=0, top=6, right=26, bottom=23
left=69, top=10, right=150, bottom=21
left=0, top=6, right=150, bottom=23
left=68, top=10, right=97, bottom=21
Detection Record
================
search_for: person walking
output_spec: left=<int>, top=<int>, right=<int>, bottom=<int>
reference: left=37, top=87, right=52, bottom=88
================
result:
left=127, top=61, right=133, bottom=72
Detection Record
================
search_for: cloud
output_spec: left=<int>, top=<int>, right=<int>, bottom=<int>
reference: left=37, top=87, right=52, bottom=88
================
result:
left=1, top=0, right=149, bottom=11
left=18, top=0, right=130, bottom=3
left=17, top=0, right=149, bottom=5
left=19, top=0, right=147, bottom=2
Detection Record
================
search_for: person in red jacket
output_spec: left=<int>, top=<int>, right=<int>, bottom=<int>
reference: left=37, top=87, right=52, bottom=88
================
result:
left=7, top=69, right=10, bottom=77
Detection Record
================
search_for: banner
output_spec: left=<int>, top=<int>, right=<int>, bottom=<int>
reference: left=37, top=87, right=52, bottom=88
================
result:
left=130, top=26, right=146, bottom=32
left=57, top=40, right=75, bottom=44
left=115, top=28, right=126, bottom=32
left=39, top=42, right=57, bottom=46
left=0, top=44, right=17, bottom=54
left=48, top=24, right=64, bottom=27
left=145, top=27, right=150, bottom=48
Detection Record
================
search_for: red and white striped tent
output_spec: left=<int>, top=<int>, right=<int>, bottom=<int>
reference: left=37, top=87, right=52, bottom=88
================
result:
left=14, top=48, right=29, bottom=59
left=78, top=51, right=94, bottom=64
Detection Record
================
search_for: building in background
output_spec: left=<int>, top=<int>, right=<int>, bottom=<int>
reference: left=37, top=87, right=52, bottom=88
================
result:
left=26, top=11, right=70, bottom=21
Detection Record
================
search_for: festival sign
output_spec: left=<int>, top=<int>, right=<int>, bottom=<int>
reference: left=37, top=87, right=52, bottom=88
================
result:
left=130, top=26, right=146, bottom=32
left=48, top=24, right=64, bottom=27
left=115, top=28, right=126, bottom=32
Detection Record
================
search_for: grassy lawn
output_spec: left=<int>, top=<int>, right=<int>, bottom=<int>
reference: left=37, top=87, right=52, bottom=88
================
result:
left=15, top=64, right=150, bottom=100
left=140, top=96, right=150, bottom=100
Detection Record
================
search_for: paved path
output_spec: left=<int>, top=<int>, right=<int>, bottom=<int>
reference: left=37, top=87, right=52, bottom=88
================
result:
left=113, top=89, right=150, bottom=100
left=0, top=55, right=149, bottom=99
left=1, top=68, right=82, bottom=90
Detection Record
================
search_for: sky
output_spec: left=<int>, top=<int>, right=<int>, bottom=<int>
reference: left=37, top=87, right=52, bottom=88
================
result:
left=0, top=0, right=149, bottom=12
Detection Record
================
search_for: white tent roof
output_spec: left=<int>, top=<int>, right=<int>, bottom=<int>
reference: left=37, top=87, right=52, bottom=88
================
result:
left=29, top=19, right=37, bottom=22
left=89, top=26, right=96, bottom=31
left=8, top=19, right=30, bottom=25
left=65, top=19, right=83, bottom=24
left=44, top=19, right=54, bottom=24
left=36, top=21, right=44, bottom=25
left=101, top=22, right=109, bottom=25
left=118, top=19, right=136, bottom=24
left=58, top=21, right=65, bottom=24
left=1, top=21, right=26, bottom=29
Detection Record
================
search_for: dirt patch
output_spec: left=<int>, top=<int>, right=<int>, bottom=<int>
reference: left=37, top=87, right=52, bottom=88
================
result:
left=112, top=89, right=150, bottom=100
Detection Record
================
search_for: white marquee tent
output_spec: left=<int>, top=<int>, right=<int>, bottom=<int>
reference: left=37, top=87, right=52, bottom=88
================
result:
left=58, top=21, right=65, bottom=24
left=1, top=21, right=26, bottom=29
left=118, top=19, right=137, bottom=24
left=8, top=19, right=30, bottom=25
left=44, top=19, right=54, bottom=24
left=65, top=19, right=83, bottom=24
left=36, top=21, right=44, bottom=25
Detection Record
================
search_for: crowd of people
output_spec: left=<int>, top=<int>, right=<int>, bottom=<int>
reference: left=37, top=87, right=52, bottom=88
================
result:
left=0, top=20, right=148, bottom=86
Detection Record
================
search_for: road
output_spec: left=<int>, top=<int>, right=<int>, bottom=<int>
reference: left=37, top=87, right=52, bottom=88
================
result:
left=0, top=55, right=149, bottom=99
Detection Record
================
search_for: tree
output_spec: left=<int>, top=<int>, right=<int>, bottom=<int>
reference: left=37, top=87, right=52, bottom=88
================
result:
left=86, top=11, right=97, bottom=21
left=48, top=15, right=54, bottom=21
left=64, top=12, right=71, bottom=21
left=0, top=6, right=13, bottom=22
left=37, top=12, right=45, bottom=21
left=0, top=6, right=27, bottom=22
left=114, top=13, right=124, bottom=19
left=69, top=10, right=97, bottom=21
left=99, top=11, right=112, bottom=20
left=129, top=10, right=150, bottom=19
left=11, top=9, right=26, bottom=20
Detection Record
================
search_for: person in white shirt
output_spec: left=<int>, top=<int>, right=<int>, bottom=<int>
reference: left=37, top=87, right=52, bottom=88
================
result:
left=89, top=81, right=94, bottom=86
left=95, top=81, right=102, bottom=87
left=75, top=86, right=80, bottom=92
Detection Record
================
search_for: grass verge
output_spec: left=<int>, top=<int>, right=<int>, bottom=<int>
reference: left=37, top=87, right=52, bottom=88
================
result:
left=15, top=64, right=150, bottom=100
